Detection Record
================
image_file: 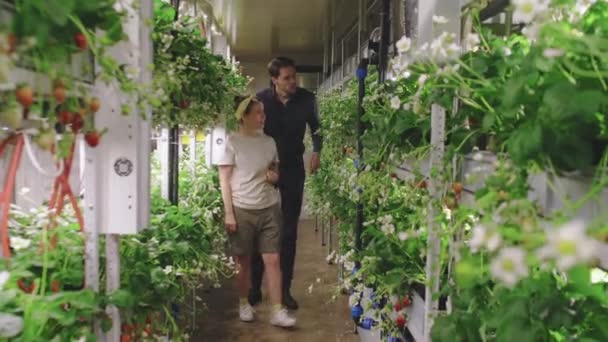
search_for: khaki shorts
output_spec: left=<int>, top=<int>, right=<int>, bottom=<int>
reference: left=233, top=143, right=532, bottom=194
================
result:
left=229, top=204, right=282, bottom=256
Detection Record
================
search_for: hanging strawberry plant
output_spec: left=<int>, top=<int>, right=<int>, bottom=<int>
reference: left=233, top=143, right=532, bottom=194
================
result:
left=151, top=0, right=249, bottom=129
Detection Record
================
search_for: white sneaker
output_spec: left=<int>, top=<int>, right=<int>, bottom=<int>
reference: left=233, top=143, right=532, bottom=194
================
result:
left=239, top=304, right=255, bottom=322
left=270, top=308, right=296, bottom=328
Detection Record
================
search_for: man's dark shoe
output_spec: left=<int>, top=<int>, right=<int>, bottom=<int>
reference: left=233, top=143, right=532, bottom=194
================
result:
left=282, top=291, right=299, bottom=310
left=248, top=289, right=262, bottom=306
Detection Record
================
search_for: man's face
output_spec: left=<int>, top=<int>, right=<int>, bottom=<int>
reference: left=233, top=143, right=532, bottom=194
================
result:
left=272, top=66, right=297, bottom=95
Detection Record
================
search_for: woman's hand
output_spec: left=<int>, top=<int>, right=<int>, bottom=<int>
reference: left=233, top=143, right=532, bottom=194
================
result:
left=225, top=214, right=237, bottom=233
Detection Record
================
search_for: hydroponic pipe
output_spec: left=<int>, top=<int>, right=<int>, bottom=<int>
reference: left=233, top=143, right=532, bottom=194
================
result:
left=355, top=59, right=369, bottom=256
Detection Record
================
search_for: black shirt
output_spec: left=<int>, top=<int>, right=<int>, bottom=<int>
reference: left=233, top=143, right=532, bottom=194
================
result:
left=257, top=87, right=322, bottom=168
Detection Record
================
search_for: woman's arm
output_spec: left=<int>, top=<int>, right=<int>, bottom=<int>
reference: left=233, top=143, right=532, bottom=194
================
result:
left=218, top=165, right=237, bottom=233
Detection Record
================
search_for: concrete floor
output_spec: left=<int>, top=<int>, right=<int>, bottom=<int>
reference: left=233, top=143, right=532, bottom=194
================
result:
left=193, top=219, right=357, bottom=342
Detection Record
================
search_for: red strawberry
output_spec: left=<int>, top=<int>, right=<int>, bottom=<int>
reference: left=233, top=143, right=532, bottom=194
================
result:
left=16, top=86, right=34, bottom=108
left=71, top=114, right=84, bottom=132
left=452, top=182, right=463, bottom=195
left=53, top=86, right=66, bottom=104
left=394, top=301, right=402, bottom=312
left=85, top=131, right=101, bottom=147
left=416, top=180, right=427, bottom=189
left=7, top=33, right=16, bottom=53
left=396, top=314, right=407, bottom=329
left=402, top=296, right=411, bottom=307
left=58, top=111, right=74, bottom=125
left=89, top=97, right=101, bottom=113
left=51, top=280, right=60, bottom=293
left=74, top=32, right=87, bottom=50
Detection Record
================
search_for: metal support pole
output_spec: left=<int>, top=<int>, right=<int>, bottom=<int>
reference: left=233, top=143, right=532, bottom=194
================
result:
left=424, top=104, right=446, bottom=341
left=358, top=0, right=363, bottom=61
left=328, top=216, right=334, bottom=257
left=168, top=126, right=179, bottom=205
left=379, top=0, right=391, bottom=83
left=321, top=212, right=327, bottom=246
left=84, top=138, right=102, bottom=340
left=106, top=234, right=121, bottom=342
left=168, top=0, right=181, bottom=206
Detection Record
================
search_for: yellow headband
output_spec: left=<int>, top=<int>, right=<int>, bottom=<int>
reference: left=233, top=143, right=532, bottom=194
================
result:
left=235, top=96, right=256, bottom=121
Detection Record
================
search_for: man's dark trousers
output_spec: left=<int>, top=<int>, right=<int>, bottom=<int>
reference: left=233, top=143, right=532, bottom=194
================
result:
left=251, top=162, right=305, bottom=294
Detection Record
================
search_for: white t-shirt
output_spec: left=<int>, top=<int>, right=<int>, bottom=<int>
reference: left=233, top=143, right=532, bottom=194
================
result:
left=217, top=132, right=279, bottom=210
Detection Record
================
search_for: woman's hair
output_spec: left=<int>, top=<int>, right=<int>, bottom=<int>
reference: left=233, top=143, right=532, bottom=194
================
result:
left=234, top=95, right=259, bottom=121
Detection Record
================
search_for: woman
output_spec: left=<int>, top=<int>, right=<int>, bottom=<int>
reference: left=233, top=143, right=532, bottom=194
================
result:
left=217, top=95, right=296, bottom=328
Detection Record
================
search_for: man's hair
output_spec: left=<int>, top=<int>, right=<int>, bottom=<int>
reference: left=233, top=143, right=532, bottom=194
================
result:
left=268, top=57, right=296, bottom=78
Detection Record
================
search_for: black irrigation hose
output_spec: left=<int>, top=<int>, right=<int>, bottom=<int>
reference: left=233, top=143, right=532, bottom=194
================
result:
left=479, top=0, right=510, bottom=21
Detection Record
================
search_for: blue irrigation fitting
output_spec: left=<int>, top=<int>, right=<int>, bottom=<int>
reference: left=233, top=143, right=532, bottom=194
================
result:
left=359, top=317, right=376, bottom=330
left=351, top=304, right=364, bottom=320
left=351, top=267, right=360, bottom=276
left=387, top=336, right=403, bottom=342
left=354, top=158, right=360, bottom=168
left=356, top=66, right=368, bottom=80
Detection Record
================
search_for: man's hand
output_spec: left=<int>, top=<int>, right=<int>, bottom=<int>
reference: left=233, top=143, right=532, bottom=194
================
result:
left=310, top=153, right=320, bottom=174
left=225, top=214, right=237, bottom=233
left=266, top=169, right=279, bottom=185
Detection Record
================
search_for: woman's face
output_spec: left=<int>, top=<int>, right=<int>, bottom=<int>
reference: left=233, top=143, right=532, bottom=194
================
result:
left=242, top=101, right=266, bottom=130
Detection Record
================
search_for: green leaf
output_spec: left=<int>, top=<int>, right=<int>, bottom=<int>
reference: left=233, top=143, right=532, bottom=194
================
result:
left=42, top=0, right=76, bottom=26
left=108, top=289, right=136, bottom=308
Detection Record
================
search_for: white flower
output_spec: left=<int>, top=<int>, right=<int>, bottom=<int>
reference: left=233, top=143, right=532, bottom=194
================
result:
left=390, top=96, right=401, bottom=110
left=402, top=103, right=411, bottom=111
left=402, top=70, right=412, bottom=79
left=432, top=15, right=449, bottom=24
left=326, top=250, right=337, bottom=263
left=512, top=0, right=550, bottom=23
left=163, top=265, right=174, bottom=275
left=379, top=214, right=395, bottom=235
left=417, top=74, right=428, bottom=87
left=502, top=47, right=513, bottom=57
left=465, top=33, right=480, bottom=51
left=490, top=247, right=529, bottom=287
left=443, top=207, right=452, bottom=220
left=348, top=292, right=362, bottom=307
left=0, top=271, right=9, bottom=289
left=469, top=224, right=502, bottom=252
left=398, top=232, right=409, bottom=241
left=543, top=48, right=565, bottom=58
left=396, top=36, right=412, bottom=54
left=522, top=23, right=540, bottom=41
left=536, top=220, right=599, bottom=271
left=0, top=313, right=24, bottom=338
left=9, top=236, right=31, bottom=251
left=472, top=152, right=484, bottom=161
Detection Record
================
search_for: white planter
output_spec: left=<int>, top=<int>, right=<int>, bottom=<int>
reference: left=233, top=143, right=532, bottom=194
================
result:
left=528, top=172, right=608, bottom=224
left=405, top=292, right=425, bottom=342
left=357, top=326, right=382, bottom=342
left=461, top=152, right=497, bottom=193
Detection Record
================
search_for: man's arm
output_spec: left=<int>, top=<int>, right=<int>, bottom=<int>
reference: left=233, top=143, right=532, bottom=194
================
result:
left=309, top=97, right=323, bottom=154
left=308, top=96, right=322, bottom=174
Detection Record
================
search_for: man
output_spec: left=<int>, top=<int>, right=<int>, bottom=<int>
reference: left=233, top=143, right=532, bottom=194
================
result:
left=249, top=57, right=322, bottom=310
